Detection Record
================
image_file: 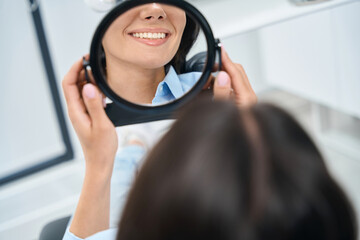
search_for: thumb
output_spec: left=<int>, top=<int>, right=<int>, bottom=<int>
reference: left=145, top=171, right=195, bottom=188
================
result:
left=213, top=71, right=231, bottom=100
left=82, top=83, right=110, bottom=126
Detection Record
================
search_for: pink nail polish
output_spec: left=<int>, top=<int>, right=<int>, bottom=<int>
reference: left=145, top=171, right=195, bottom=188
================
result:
left=217, top=72, right=230, bottom=86
left=83, top=84, right=96, bottom=99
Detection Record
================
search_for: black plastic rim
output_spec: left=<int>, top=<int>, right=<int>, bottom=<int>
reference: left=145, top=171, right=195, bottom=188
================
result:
left=89, top=0, right=216, bottom=113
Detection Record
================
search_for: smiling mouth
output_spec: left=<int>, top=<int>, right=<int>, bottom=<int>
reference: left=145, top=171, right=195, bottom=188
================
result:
left=130, top=32, right=169, bottom=40
left=128, top=31, right=171, bottom=46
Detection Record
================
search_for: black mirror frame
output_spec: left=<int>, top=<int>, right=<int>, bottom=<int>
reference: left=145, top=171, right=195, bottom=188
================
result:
left=89, top=0, right=221, bottom=126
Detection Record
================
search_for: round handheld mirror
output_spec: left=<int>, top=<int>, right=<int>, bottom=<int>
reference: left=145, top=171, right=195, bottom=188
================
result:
left=86, top=0, right=221, bottom=126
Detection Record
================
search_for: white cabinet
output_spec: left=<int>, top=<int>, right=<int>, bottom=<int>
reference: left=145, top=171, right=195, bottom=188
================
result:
left=259, top=2, right=360, bottom=118
left=332, top=3, right=360, bottom=118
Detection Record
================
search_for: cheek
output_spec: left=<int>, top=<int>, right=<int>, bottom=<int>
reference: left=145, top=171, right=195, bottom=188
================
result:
left=102, top=12, right=136, bottom=51
left=102, top=27, right=136, bottom=60
left=103, top=26, right=124, bottom=52
left=176, top=13, right=187, bottom=34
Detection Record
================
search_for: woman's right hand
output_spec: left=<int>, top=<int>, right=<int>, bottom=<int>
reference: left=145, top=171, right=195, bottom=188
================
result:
left=213, top=47, right=257, bottom=107
left=62, top=57, right=118, bottom=175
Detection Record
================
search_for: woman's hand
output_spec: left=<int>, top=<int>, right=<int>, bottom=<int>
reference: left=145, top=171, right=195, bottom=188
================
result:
left=213, top=47, right=257, bottom=107
left=62, top=57, right=118, bottom=174
left=62, top=57, right=118, bottom=238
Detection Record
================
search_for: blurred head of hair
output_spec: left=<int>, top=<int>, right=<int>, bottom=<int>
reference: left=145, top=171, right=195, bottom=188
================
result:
left=117, top=98, right=357, bottom=240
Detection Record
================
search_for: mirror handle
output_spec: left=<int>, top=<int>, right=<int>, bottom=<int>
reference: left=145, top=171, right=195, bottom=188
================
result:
left=105, top=103, right=174, bottom=127
left=82, top=57, right=91, bottom=84
left=215, top=39, right=222, bottom=71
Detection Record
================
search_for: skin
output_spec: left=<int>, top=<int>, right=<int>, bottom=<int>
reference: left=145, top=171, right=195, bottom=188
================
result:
left=102, top=3, right=186, bottom=104
left=62, top=47, right=257, bottom=238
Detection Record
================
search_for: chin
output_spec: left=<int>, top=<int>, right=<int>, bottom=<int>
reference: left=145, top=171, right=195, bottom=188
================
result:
left=137, top=58, right=173, bottom=70
left=141, top=63, right=169, bottom=70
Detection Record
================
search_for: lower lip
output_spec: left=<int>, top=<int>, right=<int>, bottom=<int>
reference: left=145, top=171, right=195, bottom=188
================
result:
left=129, top=34, right=170, bottom=46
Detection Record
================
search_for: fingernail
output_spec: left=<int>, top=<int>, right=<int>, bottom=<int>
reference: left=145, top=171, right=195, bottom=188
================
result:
left=83, top=84, right=96, bottom=99
left=217, top=71, right=229, bottom=86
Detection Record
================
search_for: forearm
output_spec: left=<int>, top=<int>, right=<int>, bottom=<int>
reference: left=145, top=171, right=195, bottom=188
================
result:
left=69, top=165, right=113, bottom=238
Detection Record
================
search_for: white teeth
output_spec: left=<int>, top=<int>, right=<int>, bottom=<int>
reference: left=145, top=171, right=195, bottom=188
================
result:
left=132, top=32, right=166, bottom=39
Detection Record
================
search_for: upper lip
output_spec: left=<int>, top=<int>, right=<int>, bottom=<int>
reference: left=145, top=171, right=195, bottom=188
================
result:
left=128, top=28, right=171, bottom=34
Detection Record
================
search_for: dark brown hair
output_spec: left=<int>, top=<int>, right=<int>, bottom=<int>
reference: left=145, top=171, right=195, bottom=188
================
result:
left=117, top=99, right=357, bottom=240
left=168, top=13, right=200, bottom=73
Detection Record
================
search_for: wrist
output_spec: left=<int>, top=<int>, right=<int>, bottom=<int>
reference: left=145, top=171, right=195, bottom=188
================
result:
left=84, top=155, right=115, bottom=180
left=83, top=167, right=112, bottom=192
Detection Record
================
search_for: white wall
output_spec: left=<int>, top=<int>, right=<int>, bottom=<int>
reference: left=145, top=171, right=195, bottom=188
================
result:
left=0, top=0, right=106, bottom=238
left=0, top=0, right=65, bottom=178
left=39, top=1, right=105, bottom=82
left=0, top=0, right=106, bottom=177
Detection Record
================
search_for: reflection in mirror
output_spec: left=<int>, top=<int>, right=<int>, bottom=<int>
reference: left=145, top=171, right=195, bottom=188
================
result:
left=100, top=3, right=207, bottom=106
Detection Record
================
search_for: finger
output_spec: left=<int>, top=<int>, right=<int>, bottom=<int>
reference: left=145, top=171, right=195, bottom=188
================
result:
left=234, top=63, right=257, bottom=104
left=221, top=47, right=249, bottom=95
left=63, top=57, right=83, bottom=87
left=83, top=69, right=106, bottom=108
left=78, top=68, right=96, bottom=94
left=212, top=62, right=220, bottom=72
left=63, top=58, right=84, bottom=103
left=235, top=63, right=252, bottom=90
left=203, top=75, right=215, bottom=90
left=220, top=47, right=239, bottom=78
left=221, top=48, right=257, bottom=103
left=78, top=63, right=106, bottom=108
left=83, top=53, right=90, bottom=61
left=213, top=71, right=231, bottom=100
left=62, top=58, right=90, bottom=125
left=82, top=83, right=111, bottom=127
left=77, top=69, right=87, bottom=95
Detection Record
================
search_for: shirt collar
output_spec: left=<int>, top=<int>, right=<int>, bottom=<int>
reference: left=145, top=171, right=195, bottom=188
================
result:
left=161, top=66, right=184, bottom=99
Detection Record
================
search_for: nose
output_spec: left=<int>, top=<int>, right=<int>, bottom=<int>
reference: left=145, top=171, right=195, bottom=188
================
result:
left=140, top=3, right=167, bottom=22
